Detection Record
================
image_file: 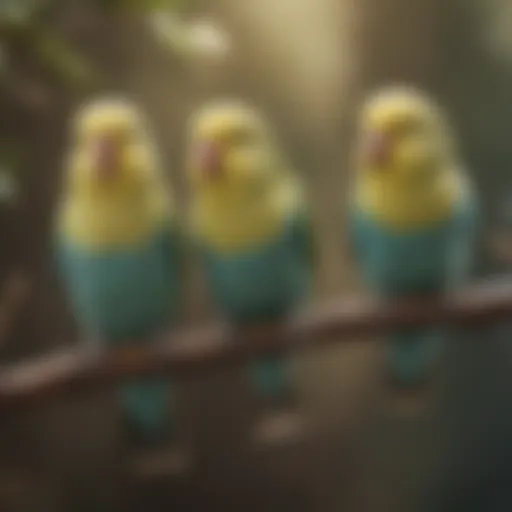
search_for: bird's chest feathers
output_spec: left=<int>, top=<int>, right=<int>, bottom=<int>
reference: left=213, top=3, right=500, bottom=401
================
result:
left=357, top=175, right=459, bottom=230
left=63, top=196, right=164, bottom=248
left=195, top=196, right=288, bottom=252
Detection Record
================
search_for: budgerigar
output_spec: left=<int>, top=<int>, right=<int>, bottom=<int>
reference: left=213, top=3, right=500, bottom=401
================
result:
left=350, top=86, right=478, bottom=388
left=186, top=101, right=315, bottom=443
left=55, top=97, right=186, bottom=473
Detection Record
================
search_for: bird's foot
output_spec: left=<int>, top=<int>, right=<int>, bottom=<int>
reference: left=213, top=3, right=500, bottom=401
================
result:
left=129, top=444, right=193, bottom=480
left=253, top=408, right=305, bottom=447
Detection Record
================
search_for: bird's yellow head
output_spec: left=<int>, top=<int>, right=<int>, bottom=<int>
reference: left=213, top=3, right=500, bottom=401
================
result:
left=187, top=101, right=278, bottom=203
left=356, top=86, right=455, bottom=186
left=67, top=97, right=156, bottom=197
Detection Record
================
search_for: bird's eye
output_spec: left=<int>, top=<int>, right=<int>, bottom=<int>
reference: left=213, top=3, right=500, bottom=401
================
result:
left=118, top=126, right=136, bottom=144
left=390, top=120, right=423, bottom=139
left=228, top=129, right=255, bottom=146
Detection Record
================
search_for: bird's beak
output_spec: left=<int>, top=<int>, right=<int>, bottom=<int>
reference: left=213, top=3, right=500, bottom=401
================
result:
left=363, top=130, right=392, bottom=168
left=196, top=140, right=223, bottom=180
left=93, top=136, right=119, bottom=180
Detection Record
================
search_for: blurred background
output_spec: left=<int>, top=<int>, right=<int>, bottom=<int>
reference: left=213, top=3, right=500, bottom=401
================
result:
left=0, top=0, right=511, bottom=510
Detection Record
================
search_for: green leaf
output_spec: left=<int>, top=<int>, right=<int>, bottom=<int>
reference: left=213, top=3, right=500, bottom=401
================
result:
left=96, top=0, right=194, bottom=13
left=0, top=0, right=43, bottom=27
left=34, top=30, right=96, bottom=89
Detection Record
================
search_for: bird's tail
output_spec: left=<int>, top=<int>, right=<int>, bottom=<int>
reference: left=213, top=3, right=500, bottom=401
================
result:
left=118, top=377, right=172, bottom=442
left=249, top=355, right=292, bottom=402
left=387, top=328, right=445, bottom=386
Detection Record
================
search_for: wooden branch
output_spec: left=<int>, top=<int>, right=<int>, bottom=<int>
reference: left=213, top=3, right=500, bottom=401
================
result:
left=0, top=277, right=511, bottom=413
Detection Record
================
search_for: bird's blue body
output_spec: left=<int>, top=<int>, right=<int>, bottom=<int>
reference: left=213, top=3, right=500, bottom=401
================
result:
left=57, top=223, right=181, bottom=439
left=204, top=216, right=310, bottom=323
left=351, top=196, right=477, bottom=382
left=58, top=226, right=180, bottom=339
left=202, top=214, right=312, bottom=397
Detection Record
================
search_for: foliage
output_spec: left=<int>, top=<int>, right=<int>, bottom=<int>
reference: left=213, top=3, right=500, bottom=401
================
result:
left=0, top=1, right=95, bottom=96
left=97, top=0, right=191, bottom=9
left=0, top=0, right=194, bottom=102
left=0, top=0, right=196, bottom=189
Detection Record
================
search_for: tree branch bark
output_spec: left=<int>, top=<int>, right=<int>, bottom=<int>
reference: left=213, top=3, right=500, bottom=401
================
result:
left=0, top=277, right=510, bottom=413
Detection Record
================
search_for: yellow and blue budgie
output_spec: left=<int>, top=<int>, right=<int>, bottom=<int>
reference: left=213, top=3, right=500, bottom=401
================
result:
left=350, top=86, right=478, bottom=388
left=187, top=101, right=315, bottom=442
left=55, top=97, right=183, bottom=462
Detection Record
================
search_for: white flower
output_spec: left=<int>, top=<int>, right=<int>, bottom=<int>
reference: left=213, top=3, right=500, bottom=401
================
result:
left=148, top=11, right=231, bottom=62
left=188, top=19, right=231, bottom=61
